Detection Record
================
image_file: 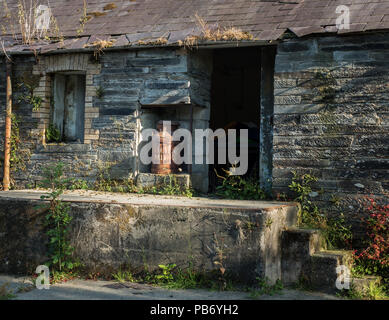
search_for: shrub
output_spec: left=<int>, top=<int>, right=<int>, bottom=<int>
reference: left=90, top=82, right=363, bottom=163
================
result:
left=288, top=171, right=352, bottom=249
left=215, top=168, right=266, bottom=200
left=46, top=124, right=61, bottom=143
left=353, top=198, right=389, bottom=287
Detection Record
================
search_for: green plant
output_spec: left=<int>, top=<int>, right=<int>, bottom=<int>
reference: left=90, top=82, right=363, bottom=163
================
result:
left=212, top=234, right=230, bottom=291
left=0, top=282, right=16, bottom=300
left=292, top=274, right=313, bottom=292
left=325, top=213, right=353, bottom=249
left=10, top=114, right=22, bottom=170
left=96, top=86, right=104, bottom=99
left=149, top=175, right=193, bottom=198
left=330, top=194, right=342, bottom=206
left=155, top=264, right=176, bottom=283
left=313, top=71, right=337, bottom=104
left=68, top=178, right=90, bottom=190
left=215, top=168, right=266, bottom=200
left=288, top=172, right=352, bottom=250
left=265, top=218, right=273, bottom=229
left=17, top=72, right=42, bottom=111
left=112, top=269, right=136, bottom=283
left=138, top=260, right=236, bottom=291
left=40, top=162, right=80, bottom=272
left=1, top=113, right=32, bottom=186
left=364, top=281, right=388, bottom=300
left=169, top=261, right=200, bottom=289
left=19, top=93, right=42, bottom=111
left=77, top=0, right=89, bottom=36
left=50, top=270, right=78, bottom=284
left=289, top=172, right=320, bottom=225
left=46, top=124, right=61, bottom=143
left=249, top=277, right=283, bottom=298
left=340, top=281, right=388, bottom=300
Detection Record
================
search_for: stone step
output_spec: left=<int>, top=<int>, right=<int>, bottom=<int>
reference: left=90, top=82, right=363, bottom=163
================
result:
left=308, top=250, right=354, bottom=293
left=281, top=228, right=324, bottom=285
left=136, top=173, right=191, bottom=189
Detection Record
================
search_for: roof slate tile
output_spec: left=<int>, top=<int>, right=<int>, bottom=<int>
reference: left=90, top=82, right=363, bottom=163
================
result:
left=2, top=0, right=389, bottom=53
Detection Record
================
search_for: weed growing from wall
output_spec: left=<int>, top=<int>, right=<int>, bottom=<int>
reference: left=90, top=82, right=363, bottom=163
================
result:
left=8, top=114, right=31, bottom=184
left=39, top=162, right=80, bottom=273
left=313, top=71, right=337, bottom=104
left=212, top=234, right=229, bottom=290
left=10, top=114, right=22, bottom=172
left=289, top=171, right=353, bottom=249
left=17, top=72, right=42, bottom=111
left=45, top=124, right=61, bottom=143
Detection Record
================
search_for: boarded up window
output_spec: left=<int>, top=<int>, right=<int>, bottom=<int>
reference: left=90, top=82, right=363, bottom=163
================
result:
left=51, top=74, right=86, bottom=143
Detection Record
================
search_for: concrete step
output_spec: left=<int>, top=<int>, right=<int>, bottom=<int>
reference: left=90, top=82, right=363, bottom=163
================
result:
left=281, top=228, right=359, bottom=293
left=308, top=250, right=354, bottom=293
left=281, top=228, right=324, bottom=285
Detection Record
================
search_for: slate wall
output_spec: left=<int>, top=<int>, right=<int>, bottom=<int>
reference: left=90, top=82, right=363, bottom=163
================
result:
left=0, top=48, right=211, bottom=190
left=273, top=32, right=389, bottom=230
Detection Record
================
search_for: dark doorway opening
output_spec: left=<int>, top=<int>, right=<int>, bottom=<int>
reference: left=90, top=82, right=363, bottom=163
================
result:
left=209, top=47, right=262, bottom=191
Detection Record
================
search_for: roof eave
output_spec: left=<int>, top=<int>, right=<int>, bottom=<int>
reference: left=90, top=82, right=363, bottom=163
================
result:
left=0, top=39, right=278, bottom=56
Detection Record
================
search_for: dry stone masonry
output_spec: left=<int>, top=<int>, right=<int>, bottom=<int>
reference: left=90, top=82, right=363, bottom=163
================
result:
left=273, top=33, right=389, bottom=230
left=0, top=32, right=388, bottom=228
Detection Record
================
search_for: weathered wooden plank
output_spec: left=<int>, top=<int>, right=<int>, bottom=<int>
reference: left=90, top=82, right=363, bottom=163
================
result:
left=52, top=74, right=66, bottom=138
left=63, top=75, right=85, bottom=142
left=74, top=75, right=86, bottom=142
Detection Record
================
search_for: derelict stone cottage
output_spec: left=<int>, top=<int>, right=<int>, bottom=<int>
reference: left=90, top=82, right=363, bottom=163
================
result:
left=0, top=0, right=388, bottom=290
left=0, top=0, right=388, bottom=217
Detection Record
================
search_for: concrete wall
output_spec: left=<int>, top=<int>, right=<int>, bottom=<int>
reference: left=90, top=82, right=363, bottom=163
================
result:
left=273, top=32, right=389, bottom=231
left=0, top=196, right=298, bottom=284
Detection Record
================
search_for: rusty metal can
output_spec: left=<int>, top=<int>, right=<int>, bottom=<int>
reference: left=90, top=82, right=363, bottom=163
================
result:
left=151, top=121, right=180, bottom=174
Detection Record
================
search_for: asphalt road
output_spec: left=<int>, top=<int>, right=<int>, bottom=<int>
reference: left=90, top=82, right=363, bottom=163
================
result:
left=0, top=274, right=340, bottom=300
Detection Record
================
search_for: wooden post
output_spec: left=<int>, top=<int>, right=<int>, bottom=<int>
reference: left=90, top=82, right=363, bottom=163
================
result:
left=3, top=59, right=12, bottom=191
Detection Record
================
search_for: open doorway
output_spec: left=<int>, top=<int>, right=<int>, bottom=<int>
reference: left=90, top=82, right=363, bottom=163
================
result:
left=209, top=47, right=262, bottom=191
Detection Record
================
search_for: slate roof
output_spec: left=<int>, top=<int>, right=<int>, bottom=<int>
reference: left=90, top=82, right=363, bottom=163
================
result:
left=1, top=0, right=389, bottom=54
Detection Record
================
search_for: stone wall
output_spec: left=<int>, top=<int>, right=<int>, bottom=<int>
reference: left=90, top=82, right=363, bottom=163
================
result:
left=0, top=48, right=211, bottom=190
left=273, top=32, right=389, bottom=231
left=95, top=48, right=190, bottom=181
left=2, top=34, right=388, bottom=205
left=137, top=49, right=213, bottom=192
